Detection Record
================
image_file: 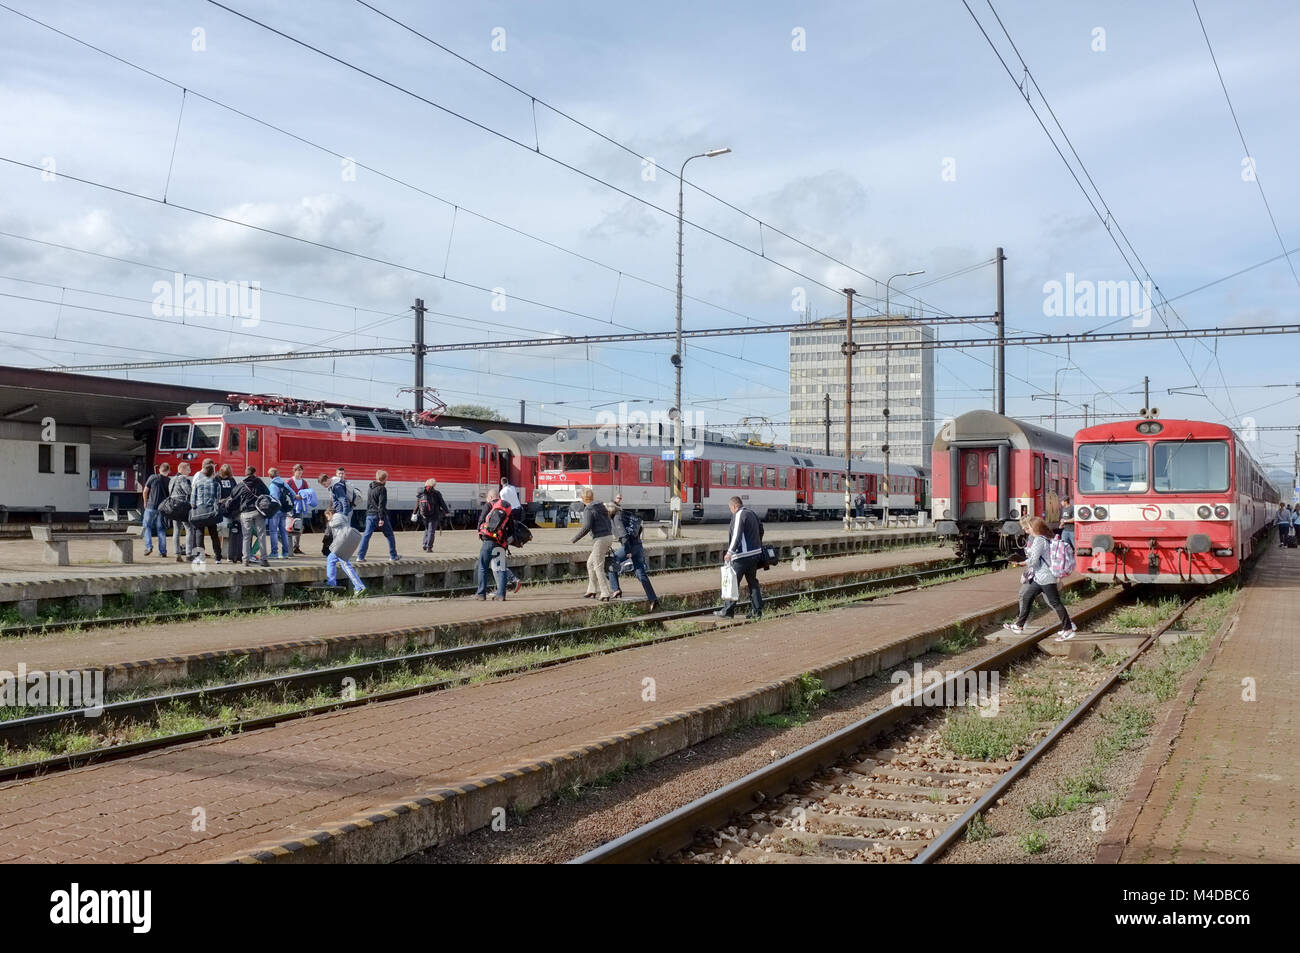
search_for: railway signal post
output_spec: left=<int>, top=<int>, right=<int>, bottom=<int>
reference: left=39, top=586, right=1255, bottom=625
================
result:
left=841, top=288, right=857, bottom=531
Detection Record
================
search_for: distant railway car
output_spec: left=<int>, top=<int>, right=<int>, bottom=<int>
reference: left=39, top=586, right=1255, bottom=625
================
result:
left=1072, top=418, right=1278, bottom=584
left=152, top=397, right=503, bottom=522
left=932, top=410, right=1074, bottom=562
left=535, top=426, right=924, bottom=522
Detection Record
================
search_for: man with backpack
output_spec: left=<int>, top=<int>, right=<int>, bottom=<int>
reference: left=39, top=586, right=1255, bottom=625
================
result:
left=1002, top=516, right=1076, bottom=640
left=287, top=464, right=312, bottom=555
left=606, top=494, right=658, bottom=612
left=476, top=488, right=516, bottom=601
left=414, top=478, right=449, bottom=552
left=266, top=467, right=295, bottom=559
left=715, top=496, right=765, bottom=620
left=357, top=470, right=399, bottom=562
left=163, top=461, right=193, bottom=563
left=230, top=466, right=271, bottom=567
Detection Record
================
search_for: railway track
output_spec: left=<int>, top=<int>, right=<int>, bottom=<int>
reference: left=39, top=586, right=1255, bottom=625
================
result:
left=572, top=585, right=1194, bottom=864
left=0, top=541, right=945, bottom=638
left=0, top=557, right=1006, bottom=781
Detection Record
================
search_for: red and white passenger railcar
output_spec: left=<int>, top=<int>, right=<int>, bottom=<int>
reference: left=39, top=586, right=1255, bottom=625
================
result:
left=535, top=426, right=925, bottom=522
left=932, top=410, right=1074, bottom=562
left=1073, top=418, right=1278, bottom=584
left=152, top=398, right=504, bottom=521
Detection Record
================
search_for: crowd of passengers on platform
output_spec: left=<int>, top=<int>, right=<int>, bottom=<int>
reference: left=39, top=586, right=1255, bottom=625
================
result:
left=136, top=459, right=770, bottom=615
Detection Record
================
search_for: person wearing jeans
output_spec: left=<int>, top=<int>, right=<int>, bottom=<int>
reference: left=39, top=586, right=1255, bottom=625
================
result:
left=266, top=468, right=291, bottom=558
left=324, top=507, right=366, bottom=594
left=167, top=462, right=193, bottom=563
left=230, top=466, right=271, bottom=567
left=357, top=470, right=399, bottom=561
left=1004, top=516, right=1075, bottom=639
left=606, top=497, right=658, bottom=611
left=141, top=462, right=171, bottom=557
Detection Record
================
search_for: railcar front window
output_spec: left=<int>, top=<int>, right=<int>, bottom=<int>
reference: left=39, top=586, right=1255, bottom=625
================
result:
left=563, top=453, right=590, bottom=472
left=541, top=453, right=562, bottom=472
left=159, top=424, right=190, bottom=451
left=1077, top=442, right=1148, bottom=494
left=1154, top=440, right=1228, bottom=493
left=191, top=423, right=221, bottom=450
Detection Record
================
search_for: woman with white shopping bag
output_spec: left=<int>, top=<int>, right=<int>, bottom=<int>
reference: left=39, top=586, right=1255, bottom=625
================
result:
left=715, top=496, right=764, bottom=620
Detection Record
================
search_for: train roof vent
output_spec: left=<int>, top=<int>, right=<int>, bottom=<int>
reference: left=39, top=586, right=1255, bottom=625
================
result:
left=185, top=403, right=231, bottom=416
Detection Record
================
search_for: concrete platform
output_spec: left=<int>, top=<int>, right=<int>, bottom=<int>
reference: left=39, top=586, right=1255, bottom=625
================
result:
left=0, top=525, right=934, bottom=618
left=0, top=565, right=1095, bottom=863
left=1112, top=545, right=1300, bottom=863
left=0, top=546, right=951, bottom=689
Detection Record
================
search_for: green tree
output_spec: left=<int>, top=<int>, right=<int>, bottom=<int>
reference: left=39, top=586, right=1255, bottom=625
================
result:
left=445, top=404, right=506, bottom=421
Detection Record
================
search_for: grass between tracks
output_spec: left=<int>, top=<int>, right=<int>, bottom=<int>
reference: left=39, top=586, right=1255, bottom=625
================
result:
left=0, top=557, right=984, bottom=769
left=959, top=585, right=1238, bottom=853
left=0, top=539, right=948, bottom=634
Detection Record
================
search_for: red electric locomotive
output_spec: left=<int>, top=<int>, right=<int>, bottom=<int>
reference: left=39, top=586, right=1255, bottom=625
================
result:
left=152, top=396, right=504, bottom=522
left=1072, top=417, right=1278, bottom=584
left=932, top=410, right=1074, bottom=562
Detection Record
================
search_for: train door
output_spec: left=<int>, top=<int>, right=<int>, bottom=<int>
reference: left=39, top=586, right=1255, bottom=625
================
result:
left=959, top=449, right=995, bottom=519
left=246, top=427, right=264, bottom=475
left=692, top=461, right=704, bottom=504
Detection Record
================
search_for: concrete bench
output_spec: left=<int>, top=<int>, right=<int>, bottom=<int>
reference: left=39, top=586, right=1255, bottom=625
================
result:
left=850, top=516, right=877, bottom=531
left=30, top=526, right=135, bottom=566
left=0, top=505, right=56, bottom=525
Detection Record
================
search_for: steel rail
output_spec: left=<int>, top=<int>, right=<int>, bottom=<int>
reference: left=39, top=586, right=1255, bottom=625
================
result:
left=570, top=582, right=1130, bottom=864
left=912, top=596, right=1198, bottom=863
left=0, top=558, right=1005, bottom=779
left=0, top=538, right=940, bottom=638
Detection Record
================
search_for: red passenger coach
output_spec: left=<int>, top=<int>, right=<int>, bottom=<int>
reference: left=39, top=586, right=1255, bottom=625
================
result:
left=1073, top=418, right=1278, bottom=584
left=152, top=397, right=503, bottom=522
left=932, top=411, right=1074, bottom=562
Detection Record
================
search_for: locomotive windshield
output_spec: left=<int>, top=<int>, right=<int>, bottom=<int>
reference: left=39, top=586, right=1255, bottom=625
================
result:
left=190, top=423, right=221, bottom=450
left=1153, top=440, right=1229, bottom=493
left=541, top=452, right=590, bottom=472
left=158, top=424, right=189, bottom=451
left=1077, top=442, right=1148, bottom=494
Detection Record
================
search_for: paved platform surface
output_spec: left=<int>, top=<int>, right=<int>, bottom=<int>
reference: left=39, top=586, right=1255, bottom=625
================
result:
left=1121, top=545, right=1299, bottom=863
left=0, top=562, right=1023, bottom=863
left=0, top=545, right=949, bottom=674
left=0, top=524, right=927, bottom=585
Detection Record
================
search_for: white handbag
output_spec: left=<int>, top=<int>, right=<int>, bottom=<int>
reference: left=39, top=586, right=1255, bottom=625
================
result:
left=720, top=564, right=740, bottom=602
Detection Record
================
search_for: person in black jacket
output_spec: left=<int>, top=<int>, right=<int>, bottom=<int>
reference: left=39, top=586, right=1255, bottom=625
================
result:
left=716, top=496, right=764, bottom=620
left=415, top=478, right=449, bottom=552
left=357, top=470, right=399, bottom=562
left=230, top=466, right=271, bottom=566
left=606, top=495, right=658, bottom=611
left=216, top=464, right=242, bottom=563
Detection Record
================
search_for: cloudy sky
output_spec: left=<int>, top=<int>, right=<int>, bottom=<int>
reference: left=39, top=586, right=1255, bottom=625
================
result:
left=1, top=0, right=1297, bottom=473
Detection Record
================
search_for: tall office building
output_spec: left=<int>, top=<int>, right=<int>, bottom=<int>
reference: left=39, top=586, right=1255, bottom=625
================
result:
left=788, top=317, right=935, bottom=470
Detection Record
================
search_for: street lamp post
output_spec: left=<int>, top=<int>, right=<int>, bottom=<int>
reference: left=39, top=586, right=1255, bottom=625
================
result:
left=671, top=147, right=730, bottom=539
left=882, top=270, right=923, bottom=528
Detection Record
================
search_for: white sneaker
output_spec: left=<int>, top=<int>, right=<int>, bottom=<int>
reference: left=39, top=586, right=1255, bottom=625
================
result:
left=1055, top=625, right=1077, bottom=642
left=1002, top=623, right=1024, bottom=633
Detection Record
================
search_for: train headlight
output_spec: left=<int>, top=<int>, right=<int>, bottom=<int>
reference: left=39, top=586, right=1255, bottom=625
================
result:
left=1214, top=505, right=1229, bottom=519
left=1077, top=506, right=1091, bottom=520
left=943, top=509, right=951, bottom=518
left=1092, top=506, right=1108, bottom=520
left=1197, top=505, right=1211, bottom=519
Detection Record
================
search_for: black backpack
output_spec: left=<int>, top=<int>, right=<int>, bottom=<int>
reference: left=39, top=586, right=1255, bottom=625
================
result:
left=509, top=520, right=533, bottom=548
left=255, top=493, right=280, bottom=518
